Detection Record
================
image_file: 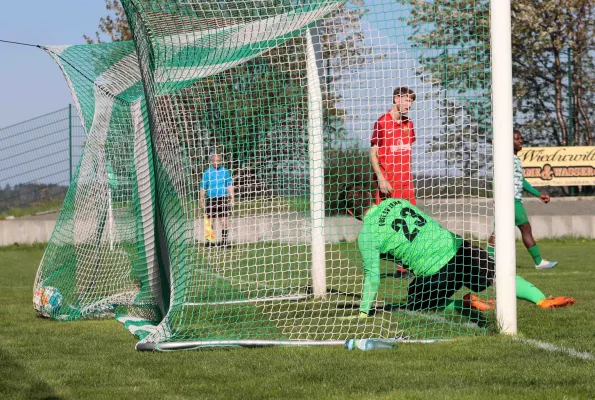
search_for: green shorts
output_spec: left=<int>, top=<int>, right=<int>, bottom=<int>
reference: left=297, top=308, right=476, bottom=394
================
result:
left=515, top=199, right=529, bottom=226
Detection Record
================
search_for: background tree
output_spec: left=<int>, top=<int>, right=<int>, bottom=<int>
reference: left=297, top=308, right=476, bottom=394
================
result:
left=395, top=0, right=492, bottom=178
left=84, top=0, right=131, bottom=43
left=512, top=0, right=594, bottom=146
left=86, top=0, right=374, bottom=150
left=87, top=0, right=378, bottom=204
left=396, top=0, right=594, bottom=179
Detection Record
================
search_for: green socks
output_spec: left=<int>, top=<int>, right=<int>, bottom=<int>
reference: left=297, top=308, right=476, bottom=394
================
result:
left=439, top=276, right=546, bottom=310
left=527, top=245, right=543, bottom=265
left=442, top=299, right=465, bottom=313
left=489, top=244, right=543, bottom=265
left=515, top=276, right=546, bottom=304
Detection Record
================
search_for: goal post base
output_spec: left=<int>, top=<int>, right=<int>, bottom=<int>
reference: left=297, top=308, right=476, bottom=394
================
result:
left=136, top=339, right=346, bottom=351
left=136, top=338, right=445, bottom=351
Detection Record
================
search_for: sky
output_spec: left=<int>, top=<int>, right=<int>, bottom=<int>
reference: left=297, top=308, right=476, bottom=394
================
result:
left=0, top=1, right=107, bottom=127
left=0, top=1, right=459, bottom=185
left=0, top=1, right=425, bottom=130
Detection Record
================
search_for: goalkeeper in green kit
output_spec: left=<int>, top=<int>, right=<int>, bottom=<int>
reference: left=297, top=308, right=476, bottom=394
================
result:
left=342, top=186, right=575, bottom=317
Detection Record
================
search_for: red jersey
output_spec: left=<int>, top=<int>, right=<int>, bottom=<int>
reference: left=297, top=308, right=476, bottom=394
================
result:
left=371, top=111, right=415, bottom=186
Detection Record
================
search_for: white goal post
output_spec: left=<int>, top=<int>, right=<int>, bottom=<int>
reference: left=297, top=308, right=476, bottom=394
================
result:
left=306, top=28, right=327, bottom=299
left=491, top=0, right=518, bottom=334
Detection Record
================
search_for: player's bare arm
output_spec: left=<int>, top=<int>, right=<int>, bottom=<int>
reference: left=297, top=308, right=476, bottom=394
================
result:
left=200, top=188, right=206, bottom=209
left=228, top=185, right=235, bottom=207
left=370, top=145, right=393, bottom=194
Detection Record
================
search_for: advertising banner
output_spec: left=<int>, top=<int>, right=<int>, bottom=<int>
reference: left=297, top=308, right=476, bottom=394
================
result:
left=518, top=146, right=595, bottom=186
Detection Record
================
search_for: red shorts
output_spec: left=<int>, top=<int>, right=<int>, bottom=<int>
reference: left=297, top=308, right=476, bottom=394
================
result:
left=375, top=186, right=416, bottom=205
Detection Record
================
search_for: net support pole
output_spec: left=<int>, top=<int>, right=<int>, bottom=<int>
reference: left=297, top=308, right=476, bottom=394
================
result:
left=306, top=29, right=326, bottom=299
left=491, top=0, right=517, bottom=334
left=106, top=161, right=116, bottom=251
left=68, top=104, right=73, bottom=183
left=107, top=189, right=114, bottom=251
left=567, top=47, right=574, bottom=146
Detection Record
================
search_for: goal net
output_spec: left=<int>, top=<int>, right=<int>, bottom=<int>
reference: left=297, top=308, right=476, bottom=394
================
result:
left=34, top=0, right=494, bottom=350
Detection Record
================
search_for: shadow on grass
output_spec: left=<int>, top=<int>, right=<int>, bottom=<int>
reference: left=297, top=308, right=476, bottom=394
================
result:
left=379, top=272, right=412, bottom=280
left=0, top=347, right=62, bottom=399
left=377, top=302, right=490, bottom=329
left=303, top=285, right=362, bottom=299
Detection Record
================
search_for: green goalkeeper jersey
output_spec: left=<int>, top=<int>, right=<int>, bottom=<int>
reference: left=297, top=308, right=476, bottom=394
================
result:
left=358, top=199, right=463, bottom=277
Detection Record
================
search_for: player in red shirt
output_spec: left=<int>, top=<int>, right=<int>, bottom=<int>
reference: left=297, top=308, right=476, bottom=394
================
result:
left=370, top=87, right=416, bottom=205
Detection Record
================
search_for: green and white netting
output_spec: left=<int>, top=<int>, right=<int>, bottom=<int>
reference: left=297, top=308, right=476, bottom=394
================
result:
left=34, top=0, right=493, bottom=350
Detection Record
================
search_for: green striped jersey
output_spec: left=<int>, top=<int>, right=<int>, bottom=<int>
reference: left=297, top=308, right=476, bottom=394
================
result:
left=514, top=155, right=524, bottom=200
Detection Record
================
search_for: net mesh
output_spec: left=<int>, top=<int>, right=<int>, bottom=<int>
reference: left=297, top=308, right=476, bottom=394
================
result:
left=34, top=0, right=494, bottom=348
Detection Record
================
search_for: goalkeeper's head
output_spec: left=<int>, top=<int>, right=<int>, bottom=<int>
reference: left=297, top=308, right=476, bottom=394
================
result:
left=341, top=185, right=374, bottom=220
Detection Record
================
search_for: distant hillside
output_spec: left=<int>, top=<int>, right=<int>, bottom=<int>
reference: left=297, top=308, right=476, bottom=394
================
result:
left=0, top=183, right=67, bottom=214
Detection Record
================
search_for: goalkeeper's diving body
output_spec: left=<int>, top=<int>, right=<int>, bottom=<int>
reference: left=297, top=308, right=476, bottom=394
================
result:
left=342, top=186, right=575, bottom=317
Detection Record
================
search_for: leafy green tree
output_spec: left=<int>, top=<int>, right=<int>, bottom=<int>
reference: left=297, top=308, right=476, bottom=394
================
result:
left=512, top=0, right=594, bottom=146
left=396, top=0, right=594, bottom=178
left=87, top=1, right=376, bottom=169
left=84, top=0, right=131, bottom=43
left=396, top=0, right=491, bottom=178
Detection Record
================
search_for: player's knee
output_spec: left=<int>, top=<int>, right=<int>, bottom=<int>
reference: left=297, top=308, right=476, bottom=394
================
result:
left=518, top=222, right=531, bottom=233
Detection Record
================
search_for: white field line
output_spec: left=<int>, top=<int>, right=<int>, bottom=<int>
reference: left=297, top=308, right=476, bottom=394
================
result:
left=517, top=271, right=588, bottom=277
left=515, top=337, right=594, bottom=361
left=402, top=309, right=484, bottom=331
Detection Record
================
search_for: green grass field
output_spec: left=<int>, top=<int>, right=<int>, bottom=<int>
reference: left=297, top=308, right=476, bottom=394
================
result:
left=179, top=241, right=489, bottom=342
left=1, top=240, right=594, bottom=400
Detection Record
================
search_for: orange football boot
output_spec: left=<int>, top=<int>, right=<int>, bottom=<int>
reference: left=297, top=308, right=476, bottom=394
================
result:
left=537, top=296, right=575, bottom=309
left=463, top=293, right=495, bottom=311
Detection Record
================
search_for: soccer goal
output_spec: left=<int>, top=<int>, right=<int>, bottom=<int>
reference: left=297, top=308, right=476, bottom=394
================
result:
left=33, top=0, right=516, bottom=350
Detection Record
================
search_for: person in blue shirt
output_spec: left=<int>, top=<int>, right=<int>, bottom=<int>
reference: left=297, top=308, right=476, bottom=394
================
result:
left=200, top=153, right=235, bottom=247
